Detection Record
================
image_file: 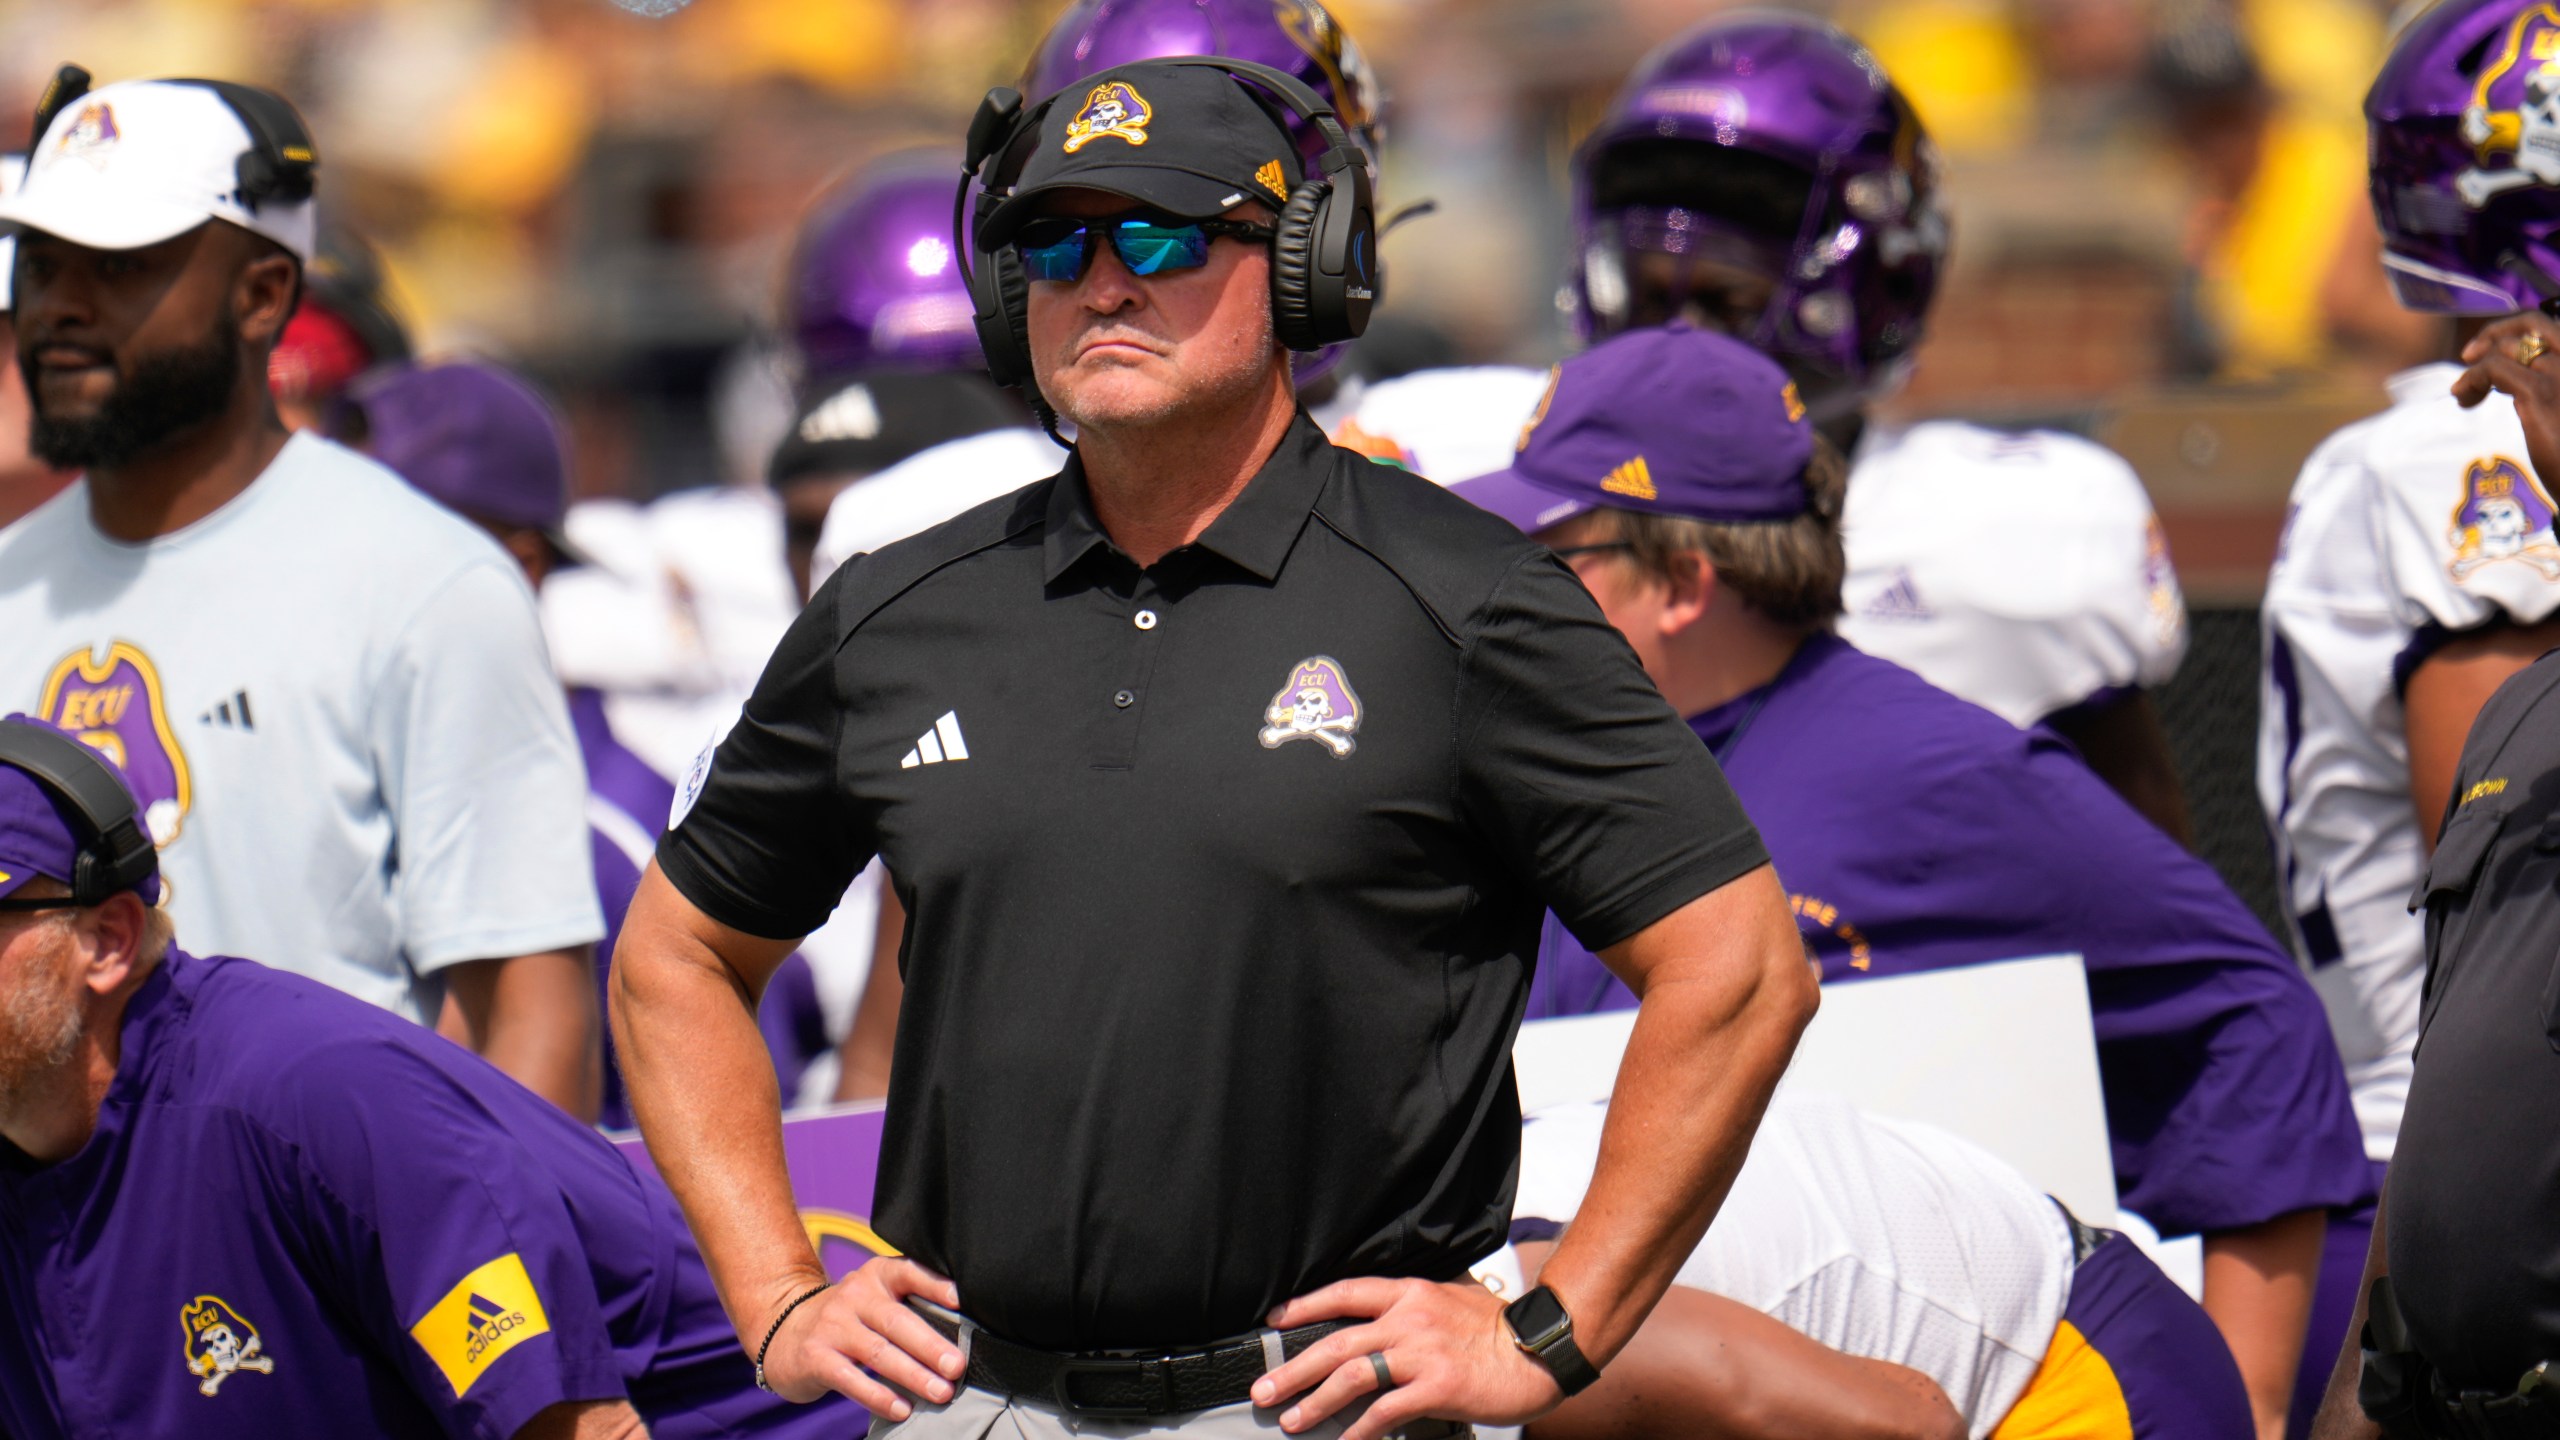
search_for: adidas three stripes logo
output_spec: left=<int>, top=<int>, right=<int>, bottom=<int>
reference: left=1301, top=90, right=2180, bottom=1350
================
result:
left=900, top=711, right=971, bottom=769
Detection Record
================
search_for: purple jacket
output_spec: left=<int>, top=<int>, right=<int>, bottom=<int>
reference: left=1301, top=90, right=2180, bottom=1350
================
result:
left=0, top=950, right=852, bottom=1439
left=1529, top=635, right=2372, bottom=1237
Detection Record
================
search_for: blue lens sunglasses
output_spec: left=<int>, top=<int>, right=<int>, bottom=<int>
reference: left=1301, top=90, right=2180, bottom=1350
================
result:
left=1014, top=213, right=1279, bottom=283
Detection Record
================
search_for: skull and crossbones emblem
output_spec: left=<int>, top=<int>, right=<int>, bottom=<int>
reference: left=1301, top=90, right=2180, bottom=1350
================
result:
left=1258, top=657, right=1363, bottom=758
left=1062, top=82, right=1153, bottom=153
left=182, top=1297, right=275, bottom=1398
left=2456, top=14, right=2560, bottom=206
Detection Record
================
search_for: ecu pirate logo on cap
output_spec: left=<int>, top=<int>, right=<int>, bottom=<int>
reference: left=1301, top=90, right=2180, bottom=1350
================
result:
left=58, top=101, right=117, bottom=170
left=1062, top=81, right=1153, bottom=153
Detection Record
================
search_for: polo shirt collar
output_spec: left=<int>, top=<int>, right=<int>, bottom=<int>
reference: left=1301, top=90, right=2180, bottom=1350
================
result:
left=1042, top=411, right=1336, bottom=583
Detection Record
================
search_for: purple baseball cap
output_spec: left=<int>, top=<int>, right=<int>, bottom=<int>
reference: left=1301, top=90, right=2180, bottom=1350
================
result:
left=355, top=361, right=568, bottom=535
left=1449, top=323, right=1813, bottom=535
left=0, top=715, right=161, bottom=905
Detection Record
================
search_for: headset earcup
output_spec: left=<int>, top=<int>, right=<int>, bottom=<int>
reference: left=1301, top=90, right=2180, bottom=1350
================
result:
left=968, top=243, right=1035, bottom=390
left=1270, top=180, right=1331, bottom=353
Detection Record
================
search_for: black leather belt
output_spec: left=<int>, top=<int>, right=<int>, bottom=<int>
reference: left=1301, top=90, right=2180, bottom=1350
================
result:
left=917, top=1303, right=1353, bottom=1419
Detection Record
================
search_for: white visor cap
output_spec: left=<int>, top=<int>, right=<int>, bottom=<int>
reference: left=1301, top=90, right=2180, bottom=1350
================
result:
left=0, top=153, right=25, bottom=310
left=0, top=80, right=314, bottom=264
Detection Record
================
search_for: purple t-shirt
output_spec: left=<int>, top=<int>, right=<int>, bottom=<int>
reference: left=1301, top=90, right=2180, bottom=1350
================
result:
left=1529, top=635, right=2372, bottom=1238
left=0, top=950, right=852, bottom=1440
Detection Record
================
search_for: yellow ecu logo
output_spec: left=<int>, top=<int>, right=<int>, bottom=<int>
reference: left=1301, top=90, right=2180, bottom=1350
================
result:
left=410, top=1253, right=552, bottom=1398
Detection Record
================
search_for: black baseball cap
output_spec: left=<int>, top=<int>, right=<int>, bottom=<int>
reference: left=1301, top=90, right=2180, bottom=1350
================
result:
left=977, top=60, right=1305, bottom=250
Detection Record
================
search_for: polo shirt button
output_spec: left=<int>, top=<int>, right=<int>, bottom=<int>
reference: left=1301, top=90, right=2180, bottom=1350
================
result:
left=1134, top=609, right=1158, bottom=630
left=1113, top=689, right=1136, bottom=708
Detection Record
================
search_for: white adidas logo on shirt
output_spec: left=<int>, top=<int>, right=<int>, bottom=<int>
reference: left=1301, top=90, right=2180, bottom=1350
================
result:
left=900, top=711, right=971, bottom=769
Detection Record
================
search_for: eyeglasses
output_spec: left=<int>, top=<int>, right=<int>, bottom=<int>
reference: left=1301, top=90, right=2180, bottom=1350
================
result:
left=1014, top=214, right=1278, bottom=284
left=0, top=896, right=81, bottom=913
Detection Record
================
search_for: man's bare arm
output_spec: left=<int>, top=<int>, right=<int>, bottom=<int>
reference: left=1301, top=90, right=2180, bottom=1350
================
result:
left=1518, top=1261, right=1961, bottom=1440
left=1526, top=1289, right=1960, bottom=1440
left=2404, top=619, right=2560, bottom=850
left=2308, top=1194, right=2388, bottom=1440
left=514, top=1399, right=648, bottom=1440
left=1255, top=866, right=1815, bottom=1440
left=443, top=947, right=602, bottom=1122
left=2202, top=1208, right=2328, bottom=1440
left=610, top=865, right=962, bottom=1420
left=833, top=878, right=906, bottom=1104
left=1541, top=863, right=1819, bottom=1366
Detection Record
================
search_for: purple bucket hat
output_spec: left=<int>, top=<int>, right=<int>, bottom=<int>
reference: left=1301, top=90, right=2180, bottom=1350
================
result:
left=1570, top=11, right=1945, bottom=413
left=2367, top=0, right=2560, bottom=313
left=0, top=715, right=162, bottom=905
left=1450, top=323, right=1815, bottom=536
left=355, top=361, right=568, bottom=537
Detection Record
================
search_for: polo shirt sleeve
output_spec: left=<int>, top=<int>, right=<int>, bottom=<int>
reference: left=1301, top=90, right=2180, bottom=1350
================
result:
left=1455, top=552, right=1770, bottom=952
left=273, top=1039, right=627, bottom=1440
left=657, top=573, right=871, bottom=940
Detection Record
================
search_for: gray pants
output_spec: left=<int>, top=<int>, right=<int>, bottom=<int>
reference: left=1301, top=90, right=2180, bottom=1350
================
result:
left=873, top=1384, right=1382, bottom=1440
left=875, top=1308, right=1478, bottom=1440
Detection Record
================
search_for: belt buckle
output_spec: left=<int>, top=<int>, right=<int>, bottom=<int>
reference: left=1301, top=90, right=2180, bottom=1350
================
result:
left=1055, top=1352, right=1176, bottom=1420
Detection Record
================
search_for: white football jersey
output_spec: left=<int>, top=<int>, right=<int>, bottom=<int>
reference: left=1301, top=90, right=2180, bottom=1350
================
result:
left=0, top=436, right=601, bottom=1023
left=2258, top=363, right=2560, bottom=1160
left=1338, top=368, right=2188, bottom=725
left=809, top=426, right=1066, bottom=587
left=543, top=486, right=802, bottom=783
left=1517, top=1094, right=2073, bottom=1438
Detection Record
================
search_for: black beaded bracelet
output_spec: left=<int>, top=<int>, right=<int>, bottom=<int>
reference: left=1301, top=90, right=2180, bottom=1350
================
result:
left=754, top=1284, right=834, bottom=1393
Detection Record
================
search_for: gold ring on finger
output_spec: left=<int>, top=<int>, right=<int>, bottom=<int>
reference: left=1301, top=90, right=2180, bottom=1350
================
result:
left=2521, top=332, right=2548, bottom=367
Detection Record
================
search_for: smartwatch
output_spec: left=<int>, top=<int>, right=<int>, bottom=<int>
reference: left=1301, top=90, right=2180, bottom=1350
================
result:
left=1501, top=1284, right=1601, bottom=1397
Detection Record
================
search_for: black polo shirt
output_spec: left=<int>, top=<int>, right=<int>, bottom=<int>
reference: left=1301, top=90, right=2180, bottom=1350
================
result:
left=660, top=413, right=1767, bottom=1351
left=2392, top=648, right=2560, bottom=1387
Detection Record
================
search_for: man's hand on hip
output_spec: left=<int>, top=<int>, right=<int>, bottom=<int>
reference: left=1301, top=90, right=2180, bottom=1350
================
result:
left=762, top=1257, right=966, bottom=1419
left=1253, top=1277, right=1561, bottom=1440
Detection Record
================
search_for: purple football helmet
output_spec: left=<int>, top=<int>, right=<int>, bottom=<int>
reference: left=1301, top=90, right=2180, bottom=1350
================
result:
left=1570, top=11, right=1946, bottom=415
left=2367, top=0, right=2560, bottom=313
left=787, top=158, right=983, bottom=383
left=1022, top=0, right=1385, bottom=383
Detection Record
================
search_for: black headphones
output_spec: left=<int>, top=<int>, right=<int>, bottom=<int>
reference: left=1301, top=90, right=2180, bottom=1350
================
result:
left=955, top=57, right=1378, bottom=394
left=0, top=720, right=158, bottom=908
left=32, top=65, right=317, bottom=213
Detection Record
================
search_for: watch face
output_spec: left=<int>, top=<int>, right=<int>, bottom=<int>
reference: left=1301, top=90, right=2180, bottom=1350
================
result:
left=1506, top=1285, right=1570, bottom=1350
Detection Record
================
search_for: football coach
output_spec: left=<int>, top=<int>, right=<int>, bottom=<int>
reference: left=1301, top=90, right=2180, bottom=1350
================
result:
left=611, top=57, right=1814, bottom=1440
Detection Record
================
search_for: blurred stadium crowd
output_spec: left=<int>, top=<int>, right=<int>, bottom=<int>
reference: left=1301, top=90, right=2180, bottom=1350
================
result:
left=0, top=0, right=2441, bottom=499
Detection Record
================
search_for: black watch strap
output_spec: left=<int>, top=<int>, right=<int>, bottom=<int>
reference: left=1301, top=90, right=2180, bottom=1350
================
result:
left=1502, top=1284, right=1602, bottom=1397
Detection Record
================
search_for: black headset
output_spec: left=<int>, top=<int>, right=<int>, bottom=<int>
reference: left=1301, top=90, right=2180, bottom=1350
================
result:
left=32, top=65, right=317, bottom=213
left=955, top=56, right=1378, bottom=395
left=0, top=720, right=158, bottom=908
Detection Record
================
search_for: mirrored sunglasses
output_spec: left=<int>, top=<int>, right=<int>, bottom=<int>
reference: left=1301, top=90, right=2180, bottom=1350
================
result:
left=1014, top=214, right=1278, bottom=284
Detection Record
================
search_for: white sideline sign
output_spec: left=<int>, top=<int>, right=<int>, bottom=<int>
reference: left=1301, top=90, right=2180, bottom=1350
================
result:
left=1511, top=953, right=2120, bottom=1225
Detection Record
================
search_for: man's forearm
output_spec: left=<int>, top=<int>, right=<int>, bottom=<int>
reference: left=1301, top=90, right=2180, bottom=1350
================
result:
left=611, top=867, right=825, bottom=1346
left=447, top=948, right=603, bottom=1122
left=2204, top=1208, right=2328, bottom=1440
left=2310, top=1194, right=2389, bottom=1440
left=1541, top=866, right=1817, bottom=1366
